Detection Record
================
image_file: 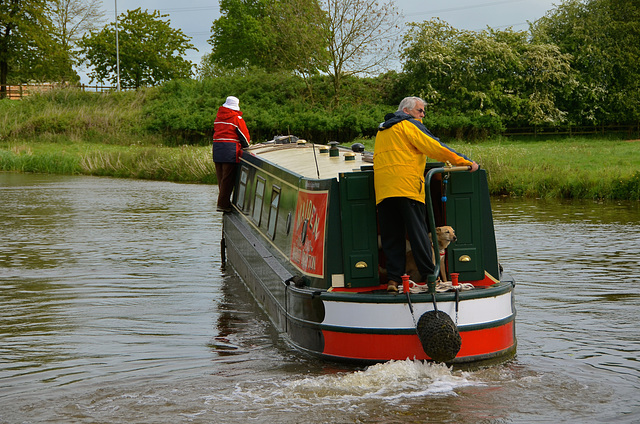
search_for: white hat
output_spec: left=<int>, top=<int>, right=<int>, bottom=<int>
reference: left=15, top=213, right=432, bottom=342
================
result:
left=222, top=96, right=240, bottom=111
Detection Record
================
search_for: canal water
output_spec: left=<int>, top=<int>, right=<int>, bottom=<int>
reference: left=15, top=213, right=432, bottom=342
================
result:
left=1, top=173, right=638, bottom=423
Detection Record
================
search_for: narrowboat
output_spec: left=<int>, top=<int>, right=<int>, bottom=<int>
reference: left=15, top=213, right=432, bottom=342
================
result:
left=221, top=137, right=516, bottom=364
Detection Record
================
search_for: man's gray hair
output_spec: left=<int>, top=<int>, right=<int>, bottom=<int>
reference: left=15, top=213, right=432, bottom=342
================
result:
left=398, top=96, right=426, bottom=112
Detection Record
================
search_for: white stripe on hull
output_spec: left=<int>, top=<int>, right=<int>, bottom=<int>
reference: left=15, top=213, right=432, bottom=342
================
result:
left=322, top=291, right=513, bottom=329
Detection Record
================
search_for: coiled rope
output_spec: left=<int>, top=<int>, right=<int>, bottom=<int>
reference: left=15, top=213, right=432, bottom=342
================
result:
left=404, top=280, right=475, bottom=293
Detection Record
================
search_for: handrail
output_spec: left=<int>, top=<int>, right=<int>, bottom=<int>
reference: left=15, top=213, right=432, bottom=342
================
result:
left=424, top=165, right=472, bottom=292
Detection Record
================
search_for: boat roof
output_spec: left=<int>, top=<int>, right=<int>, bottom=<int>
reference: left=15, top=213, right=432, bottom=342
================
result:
left=243, top=142, right=372, bottom=180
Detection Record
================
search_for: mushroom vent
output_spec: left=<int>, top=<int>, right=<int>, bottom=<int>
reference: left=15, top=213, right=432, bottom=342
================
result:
left=351, top=143, right=365, bottom=153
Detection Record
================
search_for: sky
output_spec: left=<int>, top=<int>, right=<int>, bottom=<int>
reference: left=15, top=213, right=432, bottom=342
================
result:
left=84, top=0, right=560, bottom=84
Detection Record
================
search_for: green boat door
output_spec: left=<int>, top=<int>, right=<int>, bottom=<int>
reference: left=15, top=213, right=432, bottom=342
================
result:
left=338, top=171, right=380, bottom=288
left=445, top=169, right=500, bottom=282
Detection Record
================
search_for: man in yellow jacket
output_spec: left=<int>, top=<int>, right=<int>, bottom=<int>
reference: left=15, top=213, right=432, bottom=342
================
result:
left=374, top=96, right=479, bottom=292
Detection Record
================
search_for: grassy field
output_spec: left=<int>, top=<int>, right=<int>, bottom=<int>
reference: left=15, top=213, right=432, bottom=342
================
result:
left=359, top=135, right=640, bottom=200
left=1, top=136, right=639, bottom=200
left=469, top=138, right=639, bottom=200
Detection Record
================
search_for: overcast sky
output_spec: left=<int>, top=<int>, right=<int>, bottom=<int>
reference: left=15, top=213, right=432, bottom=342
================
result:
left=86, top=0, right=559, bottom=84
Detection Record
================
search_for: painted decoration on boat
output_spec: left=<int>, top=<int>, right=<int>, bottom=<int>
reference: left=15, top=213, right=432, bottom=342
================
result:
left=290, top=189, right=328, bottom=277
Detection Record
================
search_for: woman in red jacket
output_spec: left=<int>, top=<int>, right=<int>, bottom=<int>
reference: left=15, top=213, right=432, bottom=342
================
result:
left=212, top=96, right=251, bottom=212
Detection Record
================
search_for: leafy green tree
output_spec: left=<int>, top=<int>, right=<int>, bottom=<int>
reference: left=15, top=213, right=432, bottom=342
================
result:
left=270, top=0, right=330, bottom=80
left=521, top=43, right=575, bottom=127
left=401, top=20, right=516, bottom=127
left=207, top=0, right=401, bottom=103
left=531, top=0, right=640, bottom=125
left=1, top=0, right=76, bottom=95
left=206, top=0, right=329, bottom=79
left=79, top=8, right=195, bottom=88
left=399, top=19, right=459, bottom=108
left=207, top=0, right=269, bottom=71
left=400, top=19, right=574, bottom=130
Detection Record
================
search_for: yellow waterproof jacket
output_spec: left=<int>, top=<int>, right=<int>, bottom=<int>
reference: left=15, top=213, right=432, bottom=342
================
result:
left=374, top=112, right=474, bottom=205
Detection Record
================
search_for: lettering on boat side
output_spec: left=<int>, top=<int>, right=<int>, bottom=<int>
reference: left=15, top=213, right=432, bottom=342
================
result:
left=305, top=180, right=321, bottom=190
left=290, top=190, right=328, bottom=277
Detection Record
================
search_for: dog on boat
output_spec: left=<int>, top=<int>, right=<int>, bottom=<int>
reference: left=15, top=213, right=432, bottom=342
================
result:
left=432, top=226, right=456, bottom=282
left=378, top=226, right=456, bottom=284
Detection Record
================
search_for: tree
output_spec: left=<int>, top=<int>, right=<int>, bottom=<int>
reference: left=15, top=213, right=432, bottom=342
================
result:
left=530, top=0, right=640, bottom=126
left=79, top=8, right=196, bottom=88
left=399, top=19, right=574, bottom=129
left=49, top=0, right=105, bottom=80
left=1, top=0, right=76, bottom=95
left=207, top=0, right=270, bottom=72
left=323, top=0, right=402, bottom=99
left=270, top=0, right=330, bottom=79
left=206, top=0, right=329, bottom=78
left=521, top=43, right=574, bottom=127
left=400, top=20, right=520, bottom=123
left=207, top=0, right=401, bottom=103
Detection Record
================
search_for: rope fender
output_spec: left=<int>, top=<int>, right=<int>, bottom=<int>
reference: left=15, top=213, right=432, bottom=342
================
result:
left=416, top=310, right=461, bottom=363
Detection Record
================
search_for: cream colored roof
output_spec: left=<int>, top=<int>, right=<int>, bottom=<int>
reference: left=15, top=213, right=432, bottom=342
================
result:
left=245, top=143, right=371, bottom=180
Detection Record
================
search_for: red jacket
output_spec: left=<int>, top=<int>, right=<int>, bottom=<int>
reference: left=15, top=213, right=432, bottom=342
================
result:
left=212, top=106, right=251, bottom=163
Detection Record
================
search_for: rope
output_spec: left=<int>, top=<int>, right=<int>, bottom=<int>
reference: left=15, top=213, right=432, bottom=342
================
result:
left=405, top=280, right=475, bottom=294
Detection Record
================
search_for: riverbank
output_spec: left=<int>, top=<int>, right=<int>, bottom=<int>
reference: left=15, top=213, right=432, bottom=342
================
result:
left=472, top=137, right=639, bottom=200
left=361, top=136, right=639, bottom=200
left=0, top=139, right=217, bottom=184
left=1, top=137, right=639, bottom=200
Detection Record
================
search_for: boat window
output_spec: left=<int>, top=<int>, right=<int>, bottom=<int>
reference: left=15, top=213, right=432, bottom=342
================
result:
left=252, top=176, right=266, bottom=225
left=267, top=186, right=281, bottom=240
left=236, top=166, right=249, bottom=210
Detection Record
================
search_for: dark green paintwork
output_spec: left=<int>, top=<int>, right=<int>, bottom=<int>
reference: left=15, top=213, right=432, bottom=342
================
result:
left=338, top=171, right=379, bottom=287
left=236, top=147, right=501, bottom=290
left=446, top=169, right=500, bottom=281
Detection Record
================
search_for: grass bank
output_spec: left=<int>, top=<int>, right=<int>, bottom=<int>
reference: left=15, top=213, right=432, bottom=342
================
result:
left=455, top=137, right=639, bottom=200
left=1, top=136, right=639, bottom=200
left=359, top=136, right=640, bottom=200
left=0, top=138, right=217, bottom=184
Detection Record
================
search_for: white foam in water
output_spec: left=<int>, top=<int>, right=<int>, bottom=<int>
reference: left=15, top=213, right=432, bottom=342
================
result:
left=284, top=359, right=480, bottom=401
left=217, top=359, right=483, bottom=411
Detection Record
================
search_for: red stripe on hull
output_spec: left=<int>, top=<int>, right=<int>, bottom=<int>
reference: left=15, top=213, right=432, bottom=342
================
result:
left=457, top=321, right=515, bottom=357
left=322, top=321, right=515, bottom=361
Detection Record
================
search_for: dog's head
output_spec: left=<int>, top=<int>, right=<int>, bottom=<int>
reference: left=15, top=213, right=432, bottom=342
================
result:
left=436, top=226, right=457, bottom=245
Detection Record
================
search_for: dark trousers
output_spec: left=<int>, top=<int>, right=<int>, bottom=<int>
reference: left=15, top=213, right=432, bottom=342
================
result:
left=378, top=197, right=435, bottom=283
left=214, top=162, right=238, bottom=210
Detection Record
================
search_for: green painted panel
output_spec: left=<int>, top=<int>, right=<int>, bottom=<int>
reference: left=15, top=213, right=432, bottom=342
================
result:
left=452, top=197, right=473, bottom=245
left=451, top=247, right=480, bottom=273
left=349, top=253, right=374, bottom=278
left=346, top=175, right=372, bottom=200
left=350, top=203, right=370, bottom=250
left=450, top=172, right=474, bottom=194
left=446, top=171, right=484, bottom=281
left=338, top=171, right=379, bottom=287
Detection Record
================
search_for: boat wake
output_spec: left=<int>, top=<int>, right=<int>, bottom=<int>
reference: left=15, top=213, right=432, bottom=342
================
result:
left=216, top=359, right=483, bottom=415
left=284, top=359, right=480, bottom=401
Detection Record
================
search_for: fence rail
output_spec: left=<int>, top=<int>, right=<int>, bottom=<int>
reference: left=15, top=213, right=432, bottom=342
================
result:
left=1, top=83, right=127, bottom=99
left=504, top=124, right=640, bottom=137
